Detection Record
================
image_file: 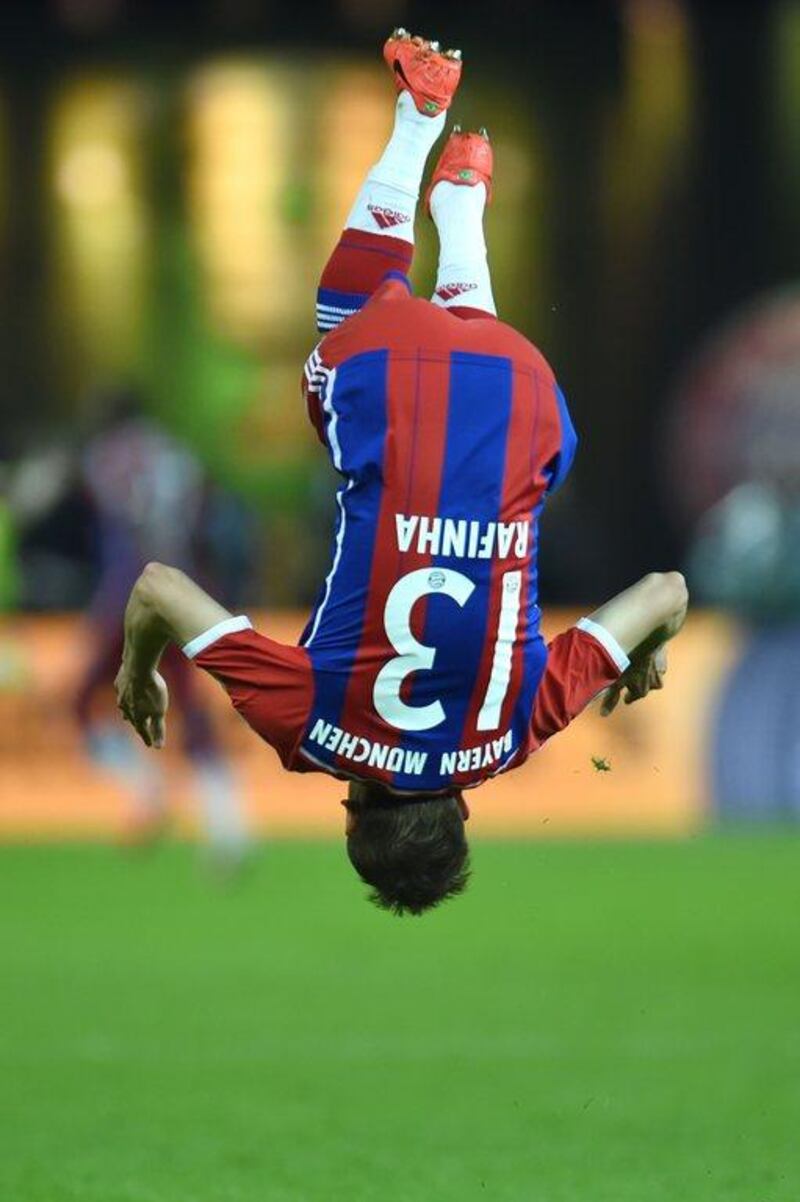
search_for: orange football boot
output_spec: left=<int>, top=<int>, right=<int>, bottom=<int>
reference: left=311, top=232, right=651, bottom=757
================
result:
left=383, top=27, right=463, bottom=117
left=425, top=126, right=493, bottom=213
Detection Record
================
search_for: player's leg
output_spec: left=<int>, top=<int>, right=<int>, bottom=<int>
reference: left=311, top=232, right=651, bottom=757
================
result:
left=316, top=30, right=461, bottom=332
left=428, top=129, right=496, bottom=317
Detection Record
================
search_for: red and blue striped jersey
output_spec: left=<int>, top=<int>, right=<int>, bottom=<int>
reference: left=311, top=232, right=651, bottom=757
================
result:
left=300, top=273, right=577, bottom=792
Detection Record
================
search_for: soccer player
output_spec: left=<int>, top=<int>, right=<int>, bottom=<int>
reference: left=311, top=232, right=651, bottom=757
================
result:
left=115, top=32, right=688, bottom=913
left=79, top=396, right=250, bottom=864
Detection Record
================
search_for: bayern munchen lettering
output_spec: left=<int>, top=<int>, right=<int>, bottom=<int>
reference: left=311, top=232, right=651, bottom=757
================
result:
left=395, top=513, right=529, bottom=560
left=306, top=718, right=514, bottom=778
left=438, top=730, right=513, bottom=776
left=306, top=719, right=428, bottom=776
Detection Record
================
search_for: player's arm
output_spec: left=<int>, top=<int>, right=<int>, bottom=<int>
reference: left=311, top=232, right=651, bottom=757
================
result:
left=115, top=562, right=233, bottom=748
left=587, top=571, right=689, bottom=716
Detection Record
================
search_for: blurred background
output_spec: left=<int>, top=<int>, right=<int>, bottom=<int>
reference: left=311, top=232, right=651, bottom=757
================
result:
left=1, top=0, right=800, bottom=838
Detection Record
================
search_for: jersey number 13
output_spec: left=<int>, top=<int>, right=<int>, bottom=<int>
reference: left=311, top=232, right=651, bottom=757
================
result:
left=373, top=567, right=522, bottom=733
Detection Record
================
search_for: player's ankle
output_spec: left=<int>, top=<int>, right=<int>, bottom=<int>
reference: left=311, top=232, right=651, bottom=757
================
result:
left=430, top=178, right=488, bottom=217
left=369, top=93, right=445, bottom=201
left=394, top=90, right=444, bottom=130
left=389, top=92, right=446, bottom=155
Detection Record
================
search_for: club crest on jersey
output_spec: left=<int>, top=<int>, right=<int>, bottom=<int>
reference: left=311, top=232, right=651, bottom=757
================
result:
left=368, top=204, right=411, bottom=230
left=435, top=281, right=478, bottom=301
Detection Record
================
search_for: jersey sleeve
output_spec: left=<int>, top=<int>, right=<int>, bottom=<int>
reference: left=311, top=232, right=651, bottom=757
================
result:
left=184, top=620, right=314, bottom=769
left=545, top=382, right=578, bottom=494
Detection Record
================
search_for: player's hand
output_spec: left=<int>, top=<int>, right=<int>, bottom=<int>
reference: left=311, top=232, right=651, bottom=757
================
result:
left=114, top=665, right=169, bottom=748
left=600, top=645, right=667, bottom=717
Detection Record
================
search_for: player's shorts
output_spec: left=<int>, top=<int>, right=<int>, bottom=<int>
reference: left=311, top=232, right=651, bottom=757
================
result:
left=183, top=614, right=628, bottom=785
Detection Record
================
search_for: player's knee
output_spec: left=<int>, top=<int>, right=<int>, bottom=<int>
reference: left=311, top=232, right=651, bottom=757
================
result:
left=345, top=784, right=470, bottom=917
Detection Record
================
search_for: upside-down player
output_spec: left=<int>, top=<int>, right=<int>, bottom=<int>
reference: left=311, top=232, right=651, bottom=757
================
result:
left=115, top=32, right=688, bottom=914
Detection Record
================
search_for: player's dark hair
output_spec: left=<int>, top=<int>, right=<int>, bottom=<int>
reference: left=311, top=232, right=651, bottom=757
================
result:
left=345, top=787, right=470, bottom=916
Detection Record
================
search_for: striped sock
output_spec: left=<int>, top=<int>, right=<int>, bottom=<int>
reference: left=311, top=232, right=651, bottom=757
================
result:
left=316, top=229, right=413, bottom=331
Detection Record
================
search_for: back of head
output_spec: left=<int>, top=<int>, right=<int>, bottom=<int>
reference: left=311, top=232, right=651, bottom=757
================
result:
left=345, top=784, right=470, bottom=916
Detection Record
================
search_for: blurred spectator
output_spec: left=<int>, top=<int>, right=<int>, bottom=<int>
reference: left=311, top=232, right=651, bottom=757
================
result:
left=76, top=388, right=253, bottom=862
left=13, top=387, right=257, bottom=862
left=685, top=333, right=800, bottom=820
left=690, top=477, right=800, bottom=622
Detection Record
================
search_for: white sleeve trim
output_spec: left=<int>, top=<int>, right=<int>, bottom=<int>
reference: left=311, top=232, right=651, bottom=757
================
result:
left=182, top=615, right=253, bottom=659
left=576, top=617, right=630, bottom=673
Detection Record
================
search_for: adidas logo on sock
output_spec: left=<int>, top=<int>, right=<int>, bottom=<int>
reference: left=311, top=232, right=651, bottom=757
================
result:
left=436, top=282, right=478, bottom=301
left=368, top=204, right=411, bottom=230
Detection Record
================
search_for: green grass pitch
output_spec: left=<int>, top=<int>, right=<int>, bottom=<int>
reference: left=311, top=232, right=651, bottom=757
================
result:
left=1, top=835, right=799, bottom=1201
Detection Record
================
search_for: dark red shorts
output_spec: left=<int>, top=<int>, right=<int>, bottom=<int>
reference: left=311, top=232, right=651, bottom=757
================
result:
left=185, top=615, right=627, bottom=783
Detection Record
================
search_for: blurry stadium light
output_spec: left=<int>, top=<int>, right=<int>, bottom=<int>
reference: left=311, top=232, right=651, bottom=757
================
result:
left=603, top=0, right=693, bottom=249
left=56, top=141, right=129, bottom=208
left=186, top=60, right=299, bottom=344
left=315, top=64, right=389, bottom=257
left=592, top=0, right=694, bottom=360
left=770, top=0, right=800, bottom=219
left=48, top=77, right=150, bottom=399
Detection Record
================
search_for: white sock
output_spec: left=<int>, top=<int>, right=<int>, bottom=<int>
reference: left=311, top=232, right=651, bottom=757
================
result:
left=88, top=723, right=164, bottom=814
left=345, top=91, right=445, bottom=244
left=430, top=180, right=496, bottom=314
left=193, top=756, right=249, bottom=853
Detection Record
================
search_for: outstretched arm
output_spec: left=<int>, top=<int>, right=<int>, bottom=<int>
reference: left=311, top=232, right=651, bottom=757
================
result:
left=115, top=562, right=233, bottom=748
left=587, top=571, right=689, bottom=716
